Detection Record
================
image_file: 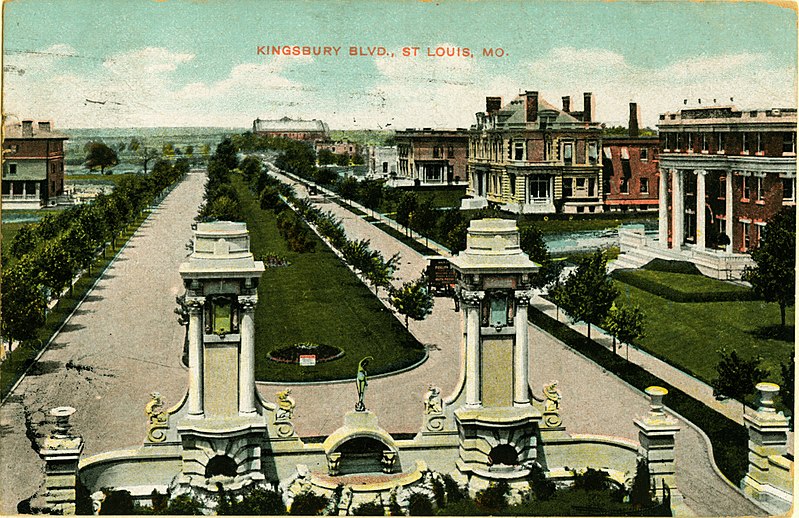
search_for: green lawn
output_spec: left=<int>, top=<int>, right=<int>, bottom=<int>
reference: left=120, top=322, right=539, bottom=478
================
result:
left=615, top=280, right=794, bottom=385
left=234, top=176, right=425, bottom=383
left=383, top=186, right=467, bottom=212
left=66, top=173, right=138, bottom=186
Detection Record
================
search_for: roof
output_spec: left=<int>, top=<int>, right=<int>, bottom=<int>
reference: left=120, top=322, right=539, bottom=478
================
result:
left=3, top=121, right=68, bottom=139
left=486, top=93, right=597, bottom=131
left=253, top=117, right=330, bottom=133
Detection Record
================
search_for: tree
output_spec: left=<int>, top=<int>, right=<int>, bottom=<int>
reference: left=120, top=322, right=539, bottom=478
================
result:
left=185, top=145, right=194, bottom=158
left=780, top=356, right=794, bottom=415
left=215, top=138, right=239, bottom=170
left=519, top=225, right=548, bottom=264
left=629, top=457, right=653, bottom=508
left=84, top=142, right=119, bottom=174
left=395, top=191, right=418, bottom=231
left=1, top=260, right=47, bottom=350
left=136, top=146, right=160, bottom=175
left=35, top=238, right=76, bottom=298
left=239, top=155, right=262, bottom=184
left=558, top=250, right=619, bottom=339
left=337, top=176, right=359, bottom=203
left=359, top=179, right=385, bottom=215
left=711, top=348, right=768, bottom=413
left=389, top=276, right=434, bottom=328
left=409, top=198, right=437, bottom=246
left=604, top=302, right=646, bottom=356
left=743, top=206, right=796, bottom=327
left=317, top=149, right=337, bottom=166
left=9, top=224, right=39, bottom=259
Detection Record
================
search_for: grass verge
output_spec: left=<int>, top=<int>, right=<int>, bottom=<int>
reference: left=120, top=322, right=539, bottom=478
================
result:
left=528, top=307, right=750, bottom=485
left=0, top=213, right=148, bottom=399
left=373, top=222, right=438, bottom=256
left=614, top=280, right=794, bottom=388
left=233, top=176, right=425, bottom=383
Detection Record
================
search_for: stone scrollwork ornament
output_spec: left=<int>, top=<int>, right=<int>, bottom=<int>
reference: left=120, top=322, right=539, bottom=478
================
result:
left=274, top=389, right=297, bottom=438
left=514, top=289, right=533, bottom=306
left=424, top=385, right=443, bottom=415
left=145, top=392, right=169, bottom=443
left=460, top=290, right=484, bottom=307
left=542, top=381, right=562, bottom=428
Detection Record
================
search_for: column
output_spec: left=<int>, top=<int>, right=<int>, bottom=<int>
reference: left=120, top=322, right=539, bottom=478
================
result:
left=238, top=298, right=257, bottom=415
left=741, top=382, right=793, bottom=512
left=187, top=300, right=204, bottom=418
left=513, top=291, right=531, bottom=406
left=658, top=169, right=669, bottom=248
left=726, top=171, right=734, bottom=253
left=35, top=182, right=41, bottom=200
left=671, top=170, right=684, bottom=249
left=634, top=386, right=681, bottom=498
left=462, top=290, right=483, bottom=407
left=695, top=170, right=707, bottom=250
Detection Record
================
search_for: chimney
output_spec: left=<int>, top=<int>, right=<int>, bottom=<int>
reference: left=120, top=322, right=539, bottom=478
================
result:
left=562, top=96, right=571, bottom=113
left=526, top=91, right=538, bottom=122
left=38, top=121, right=51, bottom=133
left=22, top=120, right=33, bottom=137
left=583, top=93, right=594, bottom=122
left=629, top=103, right=640, bottom=138
left=485, top=96, right=502, bottom=114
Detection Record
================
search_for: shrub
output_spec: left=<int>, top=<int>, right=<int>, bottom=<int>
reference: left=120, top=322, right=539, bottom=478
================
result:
left=612, top=269, right=757, bottom=303
left=99, top=489, right=134, bottom=515
left=641, top=258, right=702, bottom=275
left=572, top=468, right=611, bottom=491
left=351, top=500, right=385, bottom=515
left=229, top=486, right=286, bottom=515
left=475, top=480, right=509, bottom=512
left=290, top=491, right=328, bottom=515
left=407, top=492, right=434, bottom=515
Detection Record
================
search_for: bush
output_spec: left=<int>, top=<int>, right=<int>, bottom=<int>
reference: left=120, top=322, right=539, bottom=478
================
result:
left=351, top=500, right=385, bottom=515
left=611, top=269, right=757, bottom=303
left=99, top=489, right=134, bottom=515
left=229, top=486, right=286, bottom=515
left=289, top=491, right=328, bottom=515
left=407, top=492, right=434, bottom=515
left=641, top=258, right=702, bottom=275
left=474, top=480, right=509, bottom=512
left=572, top=468, right=611, bottom=491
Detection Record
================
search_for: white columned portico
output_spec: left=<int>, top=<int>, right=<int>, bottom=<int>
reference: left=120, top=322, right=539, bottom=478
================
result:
left=658, top=169, right=669, bottom=248
left=671, top=169, right=684, bottom=249
left=695, top=170, right=707, bottom=250
left=513, top=290, right=531, bottom=406
left=238, top=298, right=257, bottom=415
left=726, top=172, right=735, bottom=253
left=463, top=290, right=483, bottom=407
left=187, top=301, right=204, bottom=418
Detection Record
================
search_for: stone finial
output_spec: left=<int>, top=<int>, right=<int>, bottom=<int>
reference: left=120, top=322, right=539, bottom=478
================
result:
left=641, top=386, right=677, bottom=426
left=755, top=382, right=780, bottom=413
left=50, top=407, right=77, bottom=438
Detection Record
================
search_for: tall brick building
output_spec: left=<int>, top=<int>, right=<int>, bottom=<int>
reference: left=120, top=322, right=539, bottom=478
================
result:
left=395, top=129, right=468, bottom=185
left=602, top=103, right=660, bottom=212
left=2, top=119, right=68, bottom=209
left=462, top=91, right=604, bottom=214
left=617, top=104, right=796, bottom=279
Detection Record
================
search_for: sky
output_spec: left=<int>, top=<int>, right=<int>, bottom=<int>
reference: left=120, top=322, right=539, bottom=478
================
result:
left=2, top=0, right=797, bottom=130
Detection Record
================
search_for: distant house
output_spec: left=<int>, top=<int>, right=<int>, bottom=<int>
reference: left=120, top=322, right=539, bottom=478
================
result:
left=367, top=145, right=398, bottom=178
left=603, top=103, right=660, bottom=212
left=463, top=91, right=604, bottom=214
left=2, top=119, right=68, bottom=209
left=395, top=128, right=468, bottom=185
left=252, top=117, right=330, bottom=141
left=314, top=140, right=360, bottom=156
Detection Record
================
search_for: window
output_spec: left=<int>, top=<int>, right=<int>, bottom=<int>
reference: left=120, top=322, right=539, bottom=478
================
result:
left=8, top=164, right=17, bottom=175
left=755, top=224, right=764, bottom=248
left=756, top=133, right=764, bottom=154
left=529, top=177, right=550, bottom=200
left=782, top=177, right=795, bottom=203
left=719, top=176, right=726, bottom=199
left=716, top=132, right=725, bottom=153
left=755, top=177, right=764, bottom=201
left=750, top=110, right=759, bottom=117
left=588, top=141, right=598, bottom=164
left=687, top=133, right=694, bottom=151
left=447, top=146, right=454, bottom=158
left=701, top=134, right=709, bottom=152
left=514, top=142, right=524, bottom=161
left=742, top=133, right=750, bottom=153
left=433, top=146, right=442, bottom=158
left=640, top=178, right=649, bottom=194
left=382, top=162, right=388, bottom=173
left=563, top=143, right=573, bottom=165
left=589, top=178, right=596, bottom=197
left=640, top=148, right=648, bottom=161
left=741, top=176, right=750, bottom=200
left=783, top=133, right=796, bottom=155
left=742, top=222, right=751, bottom=251
left=509, top=174, right=516, bottom=196
left=676, top=133, right=683, bottom=150
left=562, top=178, right=573, bottom=197
left=620, top=178, right=629, bottom=194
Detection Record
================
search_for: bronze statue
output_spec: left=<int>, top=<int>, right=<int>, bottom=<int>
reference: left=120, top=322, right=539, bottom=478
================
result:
left=355, top=356, right=373, bottom=412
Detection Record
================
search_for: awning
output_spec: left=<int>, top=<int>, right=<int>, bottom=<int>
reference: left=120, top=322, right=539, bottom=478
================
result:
left=620, top=147, right=630, bottom=160
left=602, top=147, right=612, bottom=159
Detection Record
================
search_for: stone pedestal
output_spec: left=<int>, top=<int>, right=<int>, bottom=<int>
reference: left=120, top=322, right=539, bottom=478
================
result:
left=633, top=387, right=680, bottom=499
left=36, top=407, right=84, bottom=515
left=741, top=382, right=793, bottom=514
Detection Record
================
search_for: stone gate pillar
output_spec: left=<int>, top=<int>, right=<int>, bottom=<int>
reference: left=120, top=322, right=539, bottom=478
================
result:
left=36, top=407, right=84, bottom=515
left=634, top=387, right=680, bottom=497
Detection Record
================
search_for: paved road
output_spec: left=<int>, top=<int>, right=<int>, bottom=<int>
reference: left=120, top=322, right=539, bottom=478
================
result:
left=268, top=171, right=763, bottom=516
left=0, top=172, right=204, bottom=514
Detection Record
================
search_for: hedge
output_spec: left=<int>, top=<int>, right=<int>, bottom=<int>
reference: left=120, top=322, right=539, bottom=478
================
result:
left=611, top=269, right=758, bottom=303
left=527, top=308, right=749, bottom=485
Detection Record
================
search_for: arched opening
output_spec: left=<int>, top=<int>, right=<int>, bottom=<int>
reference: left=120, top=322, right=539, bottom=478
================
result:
left=205, top=455, right=238, bottom=478
left=488, top=444, right=519, bottom=467
left=334, top=437, right=393, bottom=475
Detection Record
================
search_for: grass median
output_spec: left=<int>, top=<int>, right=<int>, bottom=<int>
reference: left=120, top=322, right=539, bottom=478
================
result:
left=233, top=176, right=425, bottom=383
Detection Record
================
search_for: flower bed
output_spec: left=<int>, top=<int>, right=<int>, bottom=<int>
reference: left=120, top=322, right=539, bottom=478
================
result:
left=267, top=342, right=344, bottom=364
